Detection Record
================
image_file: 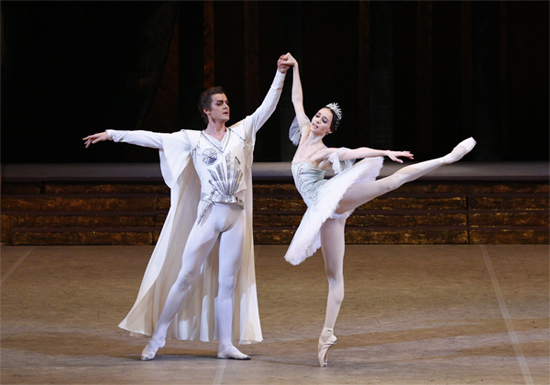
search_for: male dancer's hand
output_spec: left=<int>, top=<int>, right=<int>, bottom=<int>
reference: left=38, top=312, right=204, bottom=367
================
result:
left=277, top=54, right=291, bottom=73
left=280, top=52, right=297, bottom=68
left=83, top=132, right=109, bottom=148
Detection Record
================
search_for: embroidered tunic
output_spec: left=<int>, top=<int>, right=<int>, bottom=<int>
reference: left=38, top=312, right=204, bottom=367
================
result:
left=193, top=129, right=248, bottom=223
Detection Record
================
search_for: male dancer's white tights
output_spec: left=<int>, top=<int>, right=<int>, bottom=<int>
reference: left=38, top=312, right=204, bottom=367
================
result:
left=143, top=203, right=246, bottom=359
left=320, top=139, right=475, bottom=331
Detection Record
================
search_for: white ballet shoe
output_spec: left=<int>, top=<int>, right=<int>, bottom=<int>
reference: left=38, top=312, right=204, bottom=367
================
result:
left=140, top=337, right=165, bottom=361
left=217, top=345, right=251, bottom=360
left=442, top=137, right=477, bottom=164
left=318, top=327, right=337, bottom=367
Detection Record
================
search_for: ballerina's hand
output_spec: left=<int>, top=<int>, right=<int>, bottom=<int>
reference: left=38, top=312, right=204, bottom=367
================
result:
left=277, top=54, right=291, bottom=73
left=388, top=151, right=414, bottom=163
left=280, top=52, right=297, bottom=67
left=82, top=132, right=109, bottom=148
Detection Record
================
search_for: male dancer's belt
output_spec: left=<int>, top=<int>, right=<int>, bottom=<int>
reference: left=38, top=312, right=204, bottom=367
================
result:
left=197, top=192, right=244, bottom=224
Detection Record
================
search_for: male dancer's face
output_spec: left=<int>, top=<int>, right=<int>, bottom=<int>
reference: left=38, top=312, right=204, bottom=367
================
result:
left=206, top=93, right=230, bottom=124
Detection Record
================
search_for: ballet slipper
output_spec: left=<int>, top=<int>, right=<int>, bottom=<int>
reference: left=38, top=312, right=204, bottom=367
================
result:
left=442, top=137, right=477, bottom=164
left=140, top=337, right=165, bottom=361
left=318, top=327, right=337, bottom=367
left=217, top=345, right=251, bottom=360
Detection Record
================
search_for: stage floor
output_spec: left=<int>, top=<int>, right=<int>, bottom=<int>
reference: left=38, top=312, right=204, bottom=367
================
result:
left=1, top=245, right=548, bottom=384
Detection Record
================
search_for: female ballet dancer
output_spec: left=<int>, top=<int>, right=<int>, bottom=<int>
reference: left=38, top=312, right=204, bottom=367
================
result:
left=280, top=53, right=476, bottom=367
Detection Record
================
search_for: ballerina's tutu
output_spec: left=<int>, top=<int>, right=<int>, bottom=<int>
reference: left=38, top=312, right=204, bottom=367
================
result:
left=284, top=155, right=384, bottom=265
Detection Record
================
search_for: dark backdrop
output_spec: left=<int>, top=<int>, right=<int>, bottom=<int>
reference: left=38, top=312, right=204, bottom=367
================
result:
left=2, top=1, right=548, bottom=163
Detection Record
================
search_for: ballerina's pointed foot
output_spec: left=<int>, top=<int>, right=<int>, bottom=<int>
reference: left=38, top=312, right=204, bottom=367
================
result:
left=217, top=345, right=251, bottom=360
left=140, top=337, right=165, bottom=361
left=318, top=328, right=337, bottom=367
left=443, top=137, right=477, bottom=164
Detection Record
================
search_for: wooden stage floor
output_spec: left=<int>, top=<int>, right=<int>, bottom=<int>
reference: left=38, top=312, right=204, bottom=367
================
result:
left=1, top=244, right=548, bottom=384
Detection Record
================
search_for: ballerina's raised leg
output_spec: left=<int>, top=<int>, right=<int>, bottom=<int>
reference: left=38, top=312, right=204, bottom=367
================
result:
left=335, top=137, right=476, bottom=214
left=316, top=137, right=476, bottom=367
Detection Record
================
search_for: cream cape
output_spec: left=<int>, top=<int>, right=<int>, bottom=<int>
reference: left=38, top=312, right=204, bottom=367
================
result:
left=118, top=123, right=261, bottom=344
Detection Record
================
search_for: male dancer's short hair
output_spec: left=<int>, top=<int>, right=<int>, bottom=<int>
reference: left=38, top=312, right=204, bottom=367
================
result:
left=198, top=86, right=226, bottom=123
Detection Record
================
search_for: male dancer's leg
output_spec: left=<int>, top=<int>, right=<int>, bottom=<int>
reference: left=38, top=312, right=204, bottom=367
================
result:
left=216, top=206, right=249, bottom=359
left=141, top=207, right=223, bottom=360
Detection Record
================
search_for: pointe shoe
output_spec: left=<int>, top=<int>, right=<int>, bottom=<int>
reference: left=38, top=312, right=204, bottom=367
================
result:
left=140, top=337, right=165, bottom=361
left=442, top=137, right=477, bottom=164
left=217, top=345, right=251, bottom=360
left=318, top=328, right=337, bottom=367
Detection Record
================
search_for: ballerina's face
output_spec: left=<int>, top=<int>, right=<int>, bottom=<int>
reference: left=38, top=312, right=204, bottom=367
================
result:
left=311, top=108, right=333, bottom=135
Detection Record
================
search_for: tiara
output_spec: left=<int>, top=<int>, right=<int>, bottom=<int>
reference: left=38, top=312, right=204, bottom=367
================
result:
left=325, top=102, right=342, bottom=123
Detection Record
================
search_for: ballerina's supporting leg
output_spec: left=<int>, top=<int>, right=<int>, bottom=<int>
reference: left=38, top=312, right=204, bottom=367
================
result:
left=320, top=217, right=346, bottom=330
left=317, top=216, right=347, bottom=367
left=336, top=137, right=476, bottom=214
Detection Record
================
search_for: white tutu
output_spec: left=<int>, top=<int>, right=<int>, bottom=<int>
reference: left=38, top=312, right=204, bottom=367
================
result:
left=284, top=156, right=384, bottom=265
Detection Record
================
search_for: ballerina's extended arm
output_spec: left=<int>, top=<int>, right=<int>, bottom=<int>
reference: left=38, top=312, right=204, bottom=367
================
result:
left=283, top=53, right=311, bottom=144
left=330, top=147, right=414, bottom=163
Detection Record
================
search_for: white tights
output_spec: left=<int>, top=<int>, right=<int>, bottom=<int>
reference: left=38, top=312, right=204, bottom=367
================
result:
left=149, top=203, right=245, bottom=353
left=319, top=140, right=472, bottom=331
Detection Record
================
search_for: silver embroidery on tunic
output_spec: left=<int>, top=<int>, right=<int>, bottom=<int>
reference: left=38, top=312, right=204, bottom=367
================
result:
left=202, top=148, right=218, bottom=164
left=201, top=130, right=231, bottom=155
left=197, top=153, right=244, bottom=224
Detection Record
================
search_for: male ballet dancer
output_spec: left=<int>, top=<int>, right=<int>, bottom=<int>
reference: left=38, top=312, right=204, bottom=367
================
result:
left=84, top=55, right=290, bottom=360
